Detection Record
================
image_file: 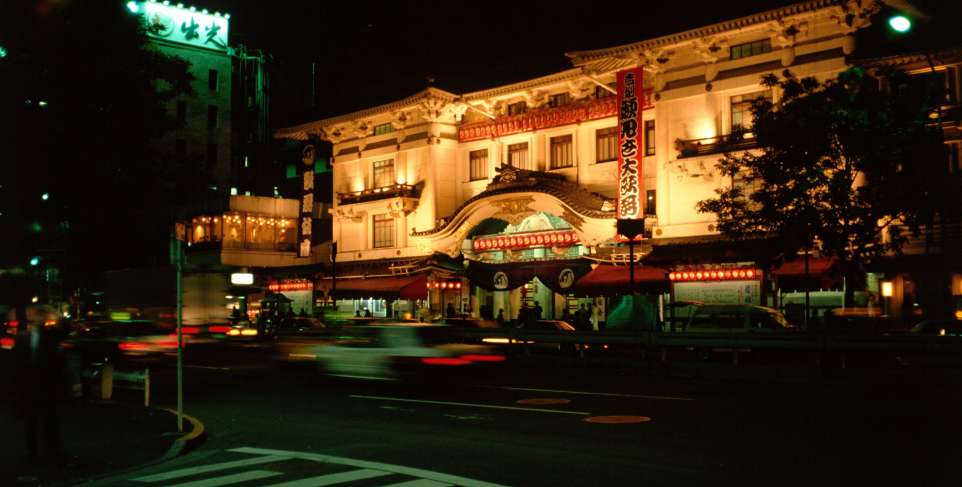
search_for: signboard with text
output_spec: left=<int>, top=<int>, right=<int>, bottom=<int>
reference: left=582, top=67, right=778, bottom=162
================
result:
left=616, top=67, right=644, bottom=220
left=140, top=2, right=230, bottom=52
left=298, top=145, right=316, bottom=257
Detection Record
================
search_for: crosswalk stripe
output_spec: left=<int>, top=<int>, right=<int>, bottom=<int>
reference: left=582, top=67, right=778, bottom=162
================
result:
left=380, top=479, right=453, bottom=487
left=165, top=470, right=283, bottom=487
left=261, top=468, right=392, bottom=486
left=131, top=455, right=289, bottom=482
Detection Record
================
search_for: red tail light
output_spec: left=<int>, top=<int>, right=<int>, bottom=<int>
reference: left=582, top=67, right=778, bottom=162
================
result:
left=7, top=320, right=19, bottom=328
left=119, top=341, right=148, bottom=351
left=460, top=354, right=506, bottom=363
left=1, top=337, right=14, bottom=350
left=208, top=325, right=230, bottom=333
left=181, top=326, right=200, bottom=334
left=421, top=357, right=471, bottom=366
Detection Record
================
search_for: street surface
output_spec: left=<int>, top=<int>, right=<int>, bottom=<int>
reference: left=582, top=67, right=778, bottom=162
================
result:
left=77, top=342, right=962, bottom=487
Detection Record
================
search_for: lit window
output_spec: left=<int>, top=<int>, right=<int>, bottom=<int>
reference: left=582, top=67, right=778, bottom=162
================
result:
left=373, top=123, right=394, bottom=135
left=595, top=127, right=617, bottom=163
left=644, top=120, right=656, bottom=156
left=645, top=190, right=656, bottom=216
left=469, top=149, right=488, bottom=181
left=507, top=101, right=527, bottom=116
left=548, top=93, right=570, bottom=108
left=549, top=135, right=573, bottom=169
left=373, top=214, right=395, bottom=248
left=507, top=143, right=529, bottom=169
left=373, top=159, right=395, bottom=188
left=730, top=39, right=772, bottom=60
left=731, top=91, right=772, bottom=132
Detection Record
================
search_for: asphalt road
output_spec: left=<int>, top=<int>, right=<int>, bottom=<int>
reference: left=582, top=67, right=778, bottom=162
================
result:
left=80, top=343, right=962, bottom=487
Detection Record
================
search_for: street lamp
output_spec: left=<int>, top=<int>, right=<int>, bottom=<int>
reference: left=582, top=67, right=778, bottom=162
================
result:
left=888, top=15, right=912, bottom=33
left=126, top=1, right=141, bottom=14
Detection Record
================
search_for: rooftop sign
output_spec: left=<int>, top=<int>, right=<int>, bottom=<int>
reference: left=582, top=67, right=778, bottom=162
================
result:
left=136, top=1, right=230, bottom=52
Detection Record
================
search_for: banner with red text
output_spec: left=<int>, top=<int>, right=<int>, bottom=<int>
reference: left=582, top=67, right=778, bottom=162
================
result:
left=616, top=68, right=644, bottom=220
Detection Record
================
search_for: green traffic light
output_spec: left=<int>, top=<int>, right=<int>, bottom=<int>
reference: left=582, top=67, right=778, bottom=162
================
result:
left=41, top=192, right=49, bottom=201
left=888, top=15, right=911, bottom=33
left=29, top=257, right=39, bottom=266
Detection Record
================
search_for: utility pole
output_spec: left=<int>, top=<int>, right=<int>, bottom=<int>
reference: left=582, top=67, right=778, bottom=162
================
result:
left=175, top=236, right=184, bottom=433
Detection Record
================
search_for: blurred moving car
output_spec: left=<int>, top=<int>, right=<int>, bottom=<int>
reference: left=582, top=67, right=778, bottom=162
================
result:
left=65, top=320, right=183, bottom=365
left=307, top=324, right=504, bottom=381
left=684, top=304, right=793, bottom=332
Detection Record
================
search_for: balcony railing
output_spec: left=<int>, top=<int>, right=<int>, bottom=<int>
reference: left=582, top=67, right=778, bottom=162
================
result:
left=676, top=131, right=760, bottom=158
left=337, top=183, right=420, bottom=205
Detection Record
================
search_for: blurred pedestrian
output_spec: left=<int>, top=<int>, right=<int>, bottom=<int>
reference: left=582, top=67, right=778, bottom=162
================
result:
left=496, top=309, right=506, bottom=327
left=12, top=305, right=65, bottom=462
left=533, top=302, right=543, bottom=321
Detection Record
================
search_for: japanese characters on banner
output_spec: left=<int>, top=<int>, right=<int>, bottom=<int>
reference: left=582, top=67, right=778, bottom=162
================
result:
left=298, top=145, right=315, bottom=258
left=139, top=2, right=230, bottom=52
left=617, top=68, right=644, bottom=220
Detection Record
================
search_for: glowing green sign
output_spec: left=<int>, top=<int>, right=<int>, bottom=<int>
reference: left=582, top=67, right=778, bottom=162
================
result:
left=135, top=1, right=230, bottom=52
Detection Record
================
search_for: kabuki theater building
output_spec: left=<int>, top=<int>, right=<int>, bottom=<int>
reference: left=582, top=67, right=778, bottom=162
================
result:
left=276, top=1, right=903, bottom=328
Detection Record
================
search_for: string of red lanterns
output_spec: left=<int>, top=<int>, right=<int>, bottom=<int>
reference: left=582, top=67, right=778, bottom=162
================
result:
left=669, top=268, right=760, bottom=281
left=473, top=230, right=579, bottom=251
left=427, top=281, right=462, bottom=290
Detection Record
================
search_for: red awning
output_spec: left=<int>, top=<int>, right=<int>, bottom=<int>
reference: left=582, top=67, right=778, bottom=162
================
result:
left=773, top=257, right=837, bottom=277
left=322, top=274, right=427, bottom=300
left=571, top=265, right=669, bottom=296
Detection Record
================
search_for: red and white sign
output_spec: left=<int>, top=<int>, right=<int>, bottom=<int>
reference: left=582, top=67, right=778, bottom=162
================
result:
left=472, top=230, right=579, bottom=251
left=268, top=279, right=313, bottom=292
left=616, top=67, right=644, bottom=220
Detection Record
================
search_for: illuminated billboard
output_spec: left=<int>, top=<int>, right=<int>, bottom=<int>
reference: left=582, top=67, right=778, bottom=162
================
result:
left=135, top=1, right=230, bottom=52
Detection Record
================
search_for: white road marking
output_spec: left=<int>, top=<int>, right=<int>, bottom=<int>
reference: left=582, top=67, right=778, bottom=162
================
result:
left=443, top=414, right=491, bottom=421
left=165, top=470, right=283, bottom=487
left=131, top=455, right=289, bottom=482
left=229, top=446, right=511, bottom=487
left=261, top=468, right=392, bottom=486
left=494, top=386, right=694, bottom=401
left=381, top=479, right=453, bottom=487
left=185, top=365, right=232, bottom=371
left=349, top=394, right=591, bottom=415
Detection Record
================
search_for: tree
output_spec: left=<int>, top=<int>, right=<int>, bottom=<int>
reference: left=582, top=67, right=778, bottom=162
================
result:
left=1, top=2, right=199, bottom=291
left=697, top=67, right=949, bottom=306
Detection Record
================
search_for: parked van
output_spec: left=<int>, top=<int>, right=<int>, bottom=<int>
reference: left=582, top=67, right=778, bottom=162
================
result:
left=684, top=304, right=793, bottom=332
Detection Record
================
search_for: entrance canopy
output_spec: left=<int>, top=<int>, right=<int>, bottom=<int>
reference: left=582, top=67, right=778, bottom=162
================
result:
left=773, top=256, right=840, bottom=291
left=571, top=264, right=669, bottom=296
left=466, top=260, right=591, bottom=293
left=323, top=273, right=428, bottom=300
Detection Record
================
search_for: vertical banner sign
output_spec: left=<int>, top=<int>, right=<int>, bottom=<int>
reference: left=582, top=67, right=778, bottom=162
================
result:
left=617, top=68, right=644, bottom=220
left=299, top=145, right=316, bottom=258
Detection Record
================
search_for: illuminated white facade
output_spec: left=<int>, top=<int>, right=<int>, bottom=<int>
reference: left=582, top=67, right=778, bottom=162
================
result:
left=277, top=1, right=883, bottom=321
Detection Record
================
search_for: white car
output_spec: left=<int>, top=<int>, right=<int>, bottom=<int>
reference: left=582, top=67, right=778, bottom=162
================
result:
left=311, top=324, right=503, bottom=381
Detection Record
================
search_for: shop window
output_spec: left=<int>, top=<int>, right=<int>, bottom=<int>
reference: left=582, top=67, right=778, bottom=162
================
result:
left=596, top=127, right=617, bottom=163
left=222, top=213, right=243, bottom=248
left=373, top=123, right=394, bottom=135
left=373, top=214, right=395, bottom=248
left=644, top=120, right=656, bottom=156
left=731, top=90, right=771, bottom=132
left=373, top=159, right=395, bottom=188
left=550, top=135, right=573, bottom=169
left=508, top=142, right=529, bottom=169
left=469, top=149, right=488, bottom=181
left=276, top=218, right=296, bottom=251
left=730, top=39, right=772, bottom=60
left=246, top=215, right=276, bottom=250
left=548, top=93, right=570, bottom=108
left=507, top=101, right=527, bottom=116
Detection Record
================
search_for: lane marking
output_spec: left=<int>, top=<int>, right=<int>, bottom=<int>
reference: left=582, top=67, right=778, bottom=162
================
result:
left=381, top=480, right=453, bottom=487
left=349, top=394, right=591, bottom=415
left=185, top=365, right=232, bottom=371
left=166, top=470, right=283, bottom=487
left=516, top=398, right=570, bottom=405
left=230, top=446, right=512, bottom=487
left=495, top=386, right=694, bottom=401
left=584, top=415, right=652, bottom=424
left=261, top=468, right=392, bottom=486
left=131, top=455, right=289, bottom=482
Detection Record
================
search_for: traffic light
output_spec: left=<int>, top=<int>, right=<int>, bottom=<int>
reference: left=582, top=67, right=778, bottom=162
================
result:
left=41, top=192, right=49, bottom=201
left=29, top=256, right=40, bottom=266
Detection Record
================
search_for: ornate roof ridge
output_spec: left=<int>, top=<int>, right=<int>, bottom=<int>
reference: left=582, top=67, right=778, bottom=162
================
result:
left=275, top=87, right=458, bottom=140
left=855, top=46, right=962, bottom=68
left=412, top=165, right=615, bottom=237
left=566, top=0, right=844, bottom=65
left=460, top=68, right=587, bottom=102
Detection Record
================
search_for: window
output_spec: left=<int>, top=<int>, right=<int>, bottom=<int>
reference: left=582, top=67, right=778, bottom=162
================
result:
left=549, top=135, right=573, bottom=169
left=507, top=101, right=527, bottom=116
left=595, top=84, right=616, bottom=99
left=469, top=149, right=488, bottom=181
left=208, top=69, right=219, bottom=91
left=731, top=91, right=771, bottom=132
left=908, top=69, right=958, bottom=105
left=595, top=127, right=618, bottom=163
left=206, top=143, right=218, bottom=168
left=507, top=143, right=529, bottom=169
left=207, top=105, right=218, bottom=130
left=645, top=190, right=656, bottom=216
left=644, top=120, right=656, bottom=156
left=373, top=123, right=394, bottom=135
left=176, top=101, right=186, bottom=124
left=372, top=159, right=395, bottom=188
left=175, top=139, right=186, bottom=161
left=548, top=93, right=570, bottom=108
left=730, top=39, right=772, bottom=60
left=373, top=214, right=395, bottom=248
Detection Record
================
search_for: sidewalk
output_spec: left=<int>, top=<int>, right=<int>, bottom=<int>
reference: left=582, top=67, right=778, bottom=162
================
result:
left=1, top=398, right=182, bottom=486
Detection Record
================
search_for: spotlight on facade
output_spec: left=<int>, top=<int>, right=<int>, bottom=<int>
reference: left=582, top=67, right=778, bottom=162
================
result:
left=881, top=281, right=894, bottom=297
left=888, top=15, right=911, bottom=33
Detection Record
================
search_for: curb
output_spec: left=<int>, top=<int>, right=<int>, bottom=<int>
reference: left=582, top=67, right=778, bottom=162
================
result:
left=158, top=408, right=207, bottom=460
